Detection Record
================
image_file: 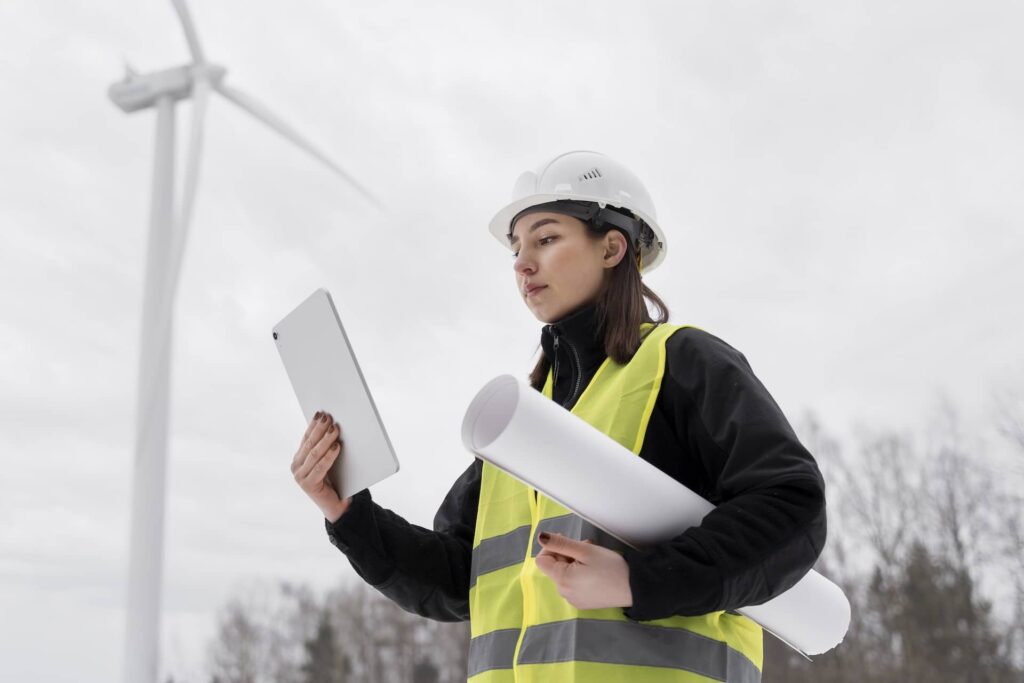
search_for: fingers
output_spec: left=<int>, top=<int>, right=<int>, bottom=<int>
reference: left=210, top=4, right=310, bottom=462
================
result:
left=298, top=411, right=328, bottom=450
left=535, top=552, right=570, bottom=582
left=292, top=411, right=328, bottom=470
left=295, top=422, right=342, bottom=481
left=536, top=532, right=590, bottom=562
left=314, top=420, right=343, bottom=452
left=536, top=532, right=590, bottom=586
left=537, top=547, right=576, bottom=563
left=299, top=411, right=322, bottom=447
left=314, top=441, right=342, bottom=482
left=297, top=439, right=342, bottom=485
left=292, top=411, right=339, bottom=475
left=292, top=412, right=342, bottom=478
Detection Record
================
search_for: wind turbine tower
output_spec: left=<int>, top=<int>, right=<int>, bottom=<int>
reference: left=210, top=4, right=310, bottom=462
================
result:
left=108, top=2, right=377, bottom=681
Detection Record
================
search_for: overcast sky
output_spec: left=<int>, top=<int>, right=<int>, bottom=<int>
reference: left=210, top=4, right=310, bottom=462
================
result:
left=2, top=1, right=1023, bottom=681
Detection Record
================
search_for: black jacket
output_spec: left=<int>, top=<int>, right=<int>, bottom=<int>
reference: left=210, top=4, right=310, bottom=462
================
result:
left=325, top=302, right=827, bottom=623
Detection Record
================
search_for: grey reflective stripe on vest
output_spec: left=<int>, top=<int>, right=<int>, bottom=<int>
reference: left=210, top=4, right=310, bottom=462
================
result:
left=467, top=628, right=520, bottom=677
left=469, top=524, right=532, bottom=588
left=517, top=619, right=761, bottom=683
left=531, top=514, right=582, bottom=556
left=531, top=514, right=631, bottom=557
left=470, top=515, right=633, bottom=589
left=469, top=514, right=615, bottom=588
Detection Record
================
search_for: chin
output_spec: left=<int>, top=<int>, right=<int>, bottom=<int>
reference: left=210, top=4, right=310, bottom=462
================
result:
left=528, top=304, right=566, bottom=324
left=527, top=309, right=551, bottom=323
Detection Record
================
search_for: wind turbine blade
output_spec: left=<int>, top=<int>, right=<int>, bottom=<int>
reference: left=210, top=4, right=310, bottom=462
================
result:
left=214, top=81, right=382, bottom=209
left=171, top=0, right=205, bottom=64
left=168, top=76, right=210, bottom=296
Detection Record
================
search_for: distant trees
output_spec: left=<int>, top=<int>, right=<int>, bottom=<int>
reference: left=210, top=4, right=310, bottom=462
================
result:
left=207, top=597, right=263, bottom=683
left=203, top=580, right=469, bottom=683
left=300, top=608, right=350, bottom=683
left=764, top=397, right=1024, bottom=681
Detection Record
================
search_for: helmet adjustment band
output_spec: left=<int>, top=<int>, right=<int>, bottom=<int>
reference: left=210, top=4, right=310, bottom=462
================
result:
left=507, top=200, right=655, bottom=267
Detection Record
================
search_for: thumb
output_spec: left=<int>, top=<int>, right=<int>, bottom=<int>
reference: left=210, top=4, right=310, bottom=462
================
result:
left=538, top=532, right=589, bottom=560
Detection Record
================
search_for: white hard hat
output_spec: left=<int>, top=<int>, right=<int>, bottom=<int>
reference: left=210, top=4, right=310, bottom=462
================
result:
left=488, top=150, right=667, bottom=274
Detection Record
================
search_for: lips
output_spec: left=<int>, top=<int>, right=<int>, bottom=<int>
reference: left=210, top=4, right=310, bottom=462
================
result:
left=525, top=284, right=547, bottom=296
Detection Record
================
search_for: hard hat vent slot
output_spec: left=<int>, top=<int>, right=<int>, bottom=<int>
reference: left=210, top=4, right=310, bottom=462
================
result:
left=579, top=168, right=603, bottom=181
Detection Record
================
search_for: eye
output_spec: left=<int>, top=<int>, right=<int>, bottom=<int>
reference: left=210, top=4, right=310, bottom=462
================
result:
left=512, top=236, right=556, bottom=259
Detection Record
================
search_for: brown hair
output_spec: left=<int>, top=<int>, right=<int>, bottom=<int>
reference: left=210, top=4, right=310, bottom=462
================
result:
left=527, top=222, right=671, bottom=391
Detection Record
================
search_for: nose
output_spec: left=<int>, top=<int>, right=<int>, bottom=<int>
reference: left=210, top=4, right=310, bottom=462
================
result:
left=513, top=249, right=535, bottom=277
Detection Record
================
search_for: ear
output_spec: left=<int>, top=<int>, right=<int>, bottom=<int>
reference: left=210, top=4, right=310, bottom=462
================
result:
left=602, top=230, right=628, bottom=269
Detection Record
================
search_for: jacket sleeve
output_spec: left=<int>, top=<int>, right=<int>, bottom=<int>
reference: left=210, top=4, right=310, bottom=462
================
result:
left=324, top=458, right=481, bottom=622
left=622, top=327, right=827, bottom=621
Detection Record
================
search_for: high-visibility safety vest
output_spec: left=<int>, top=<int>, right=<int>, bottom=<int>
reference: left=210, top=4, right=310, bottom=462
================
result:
left=467, top=322, right=763, bottom=683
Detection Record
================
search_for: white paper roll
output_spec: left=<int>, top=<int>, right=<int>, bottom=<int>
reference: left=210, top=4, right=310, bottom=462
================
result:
left=461, top=374, right=850, bottom=657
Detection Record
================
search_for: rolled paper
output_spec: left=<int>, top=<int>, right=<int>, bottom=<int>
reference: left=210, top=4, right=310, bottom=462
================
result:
left=461, top=374, right=850, bottom=657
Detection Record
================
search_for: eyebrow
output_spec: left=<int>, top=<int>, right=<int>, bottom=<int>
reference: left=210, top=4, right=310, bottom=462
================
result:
left=509, top=217, right=560, bottom=247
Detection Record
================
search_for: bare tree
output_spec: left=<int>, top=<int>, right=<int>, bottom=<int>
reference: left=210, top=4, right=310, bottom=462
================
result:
left=794, top=411, right=854, bottom=582
left=429, top=619, right=471, bottom=682
left=205, top=579, right=329, bottom=683
left=992, top=384, right=1024, bottom=668
left=841, top=425, right=922, bottom=573
left=994, top=385, right=1024, bottom=453
left=278, top=581, right=330, bottom=682
left=325, top=582, right=380, bottom=683
left=925, top=398, right=1002, bottom=575
left=322, top=580, right=471, bottom=682
left=206, top=597, right=263, bottom=683
left=767, top=404, right=1024, bottom=681
left=765, top=411, right=864, bottom=682
left=1006, top=500, right=1024, bottom=670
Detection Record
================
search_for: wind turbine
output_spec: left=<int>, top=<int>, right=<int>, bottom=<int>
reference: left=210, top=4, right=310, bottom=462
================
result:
left=108, top=2, right=379, bottom=681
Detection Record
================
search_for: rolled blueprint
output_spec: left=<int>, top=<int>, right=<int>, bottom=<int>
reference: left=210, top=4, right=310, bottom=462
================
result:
left=460, top=374, right=850, bottom=657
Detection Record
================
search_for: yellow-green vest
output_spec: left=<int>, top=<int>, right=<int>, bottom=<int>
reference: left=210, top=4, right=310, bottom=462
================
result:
left=467, top=322, right=763, bottom=683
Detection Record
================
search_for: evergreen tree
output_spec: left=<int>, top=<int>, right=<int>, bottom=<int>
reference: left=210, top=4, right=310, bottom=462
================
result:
left=411, top=658, right=439, bottom=683
left=878, top=541, right=1016, bottom=682
left=300, top=608, right=349, bottom=683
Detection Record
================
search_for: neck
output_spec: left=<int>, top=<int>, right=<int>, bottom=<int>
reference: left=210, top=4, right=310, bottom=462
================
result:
left=539, top=300, right=606, bottom=371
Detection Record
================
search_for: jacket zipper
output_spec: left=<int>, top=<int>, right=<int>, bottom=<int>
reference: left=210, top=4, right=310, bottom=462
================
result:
left=551, top=327, right=583, bottom=409
left=565, top=338, right=583, bottom=407
left=542, top=327, right=583, bottom=504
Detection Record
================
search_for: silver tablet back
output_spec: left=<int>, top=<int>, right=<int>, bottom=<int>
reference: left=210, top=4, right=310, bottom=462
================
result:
left=273, top=288, right=400, bottom=499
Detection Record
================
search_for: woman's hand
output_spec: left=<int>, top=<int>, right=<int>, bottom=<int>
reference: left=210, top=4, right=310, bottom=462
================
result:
left=534, top=532, right=633, bottom=610
left=291, top=411, right=352, bottom=523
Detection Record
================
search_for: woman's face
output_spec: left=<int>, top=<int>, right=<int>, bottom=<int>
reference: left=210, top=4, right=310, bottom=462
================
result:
left=511, top=211, right=627, bottom=323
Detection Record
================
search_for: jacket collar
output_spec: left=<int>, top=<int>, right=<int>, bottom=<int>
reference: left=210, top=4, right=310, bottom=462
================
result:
left=540, top=301, right=607, bottom=371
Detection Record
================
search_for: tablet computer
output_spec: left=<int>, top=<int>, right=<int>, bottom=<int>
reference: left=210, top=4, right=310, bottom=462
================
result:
left=273, top=288, right=399, bottom=499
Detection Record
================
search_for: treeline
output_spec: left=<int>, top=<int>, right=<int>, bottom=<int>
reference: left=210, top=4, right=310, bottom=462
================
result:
left=765, top=397, right=1024, bottom=681
left=201, top=581, right=470, bottom=683
left=191, top=395, right=1024, bottom=683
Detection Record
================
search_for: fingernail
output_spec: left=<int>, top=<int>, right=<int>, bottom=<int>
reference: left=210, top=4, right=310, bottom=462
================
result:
left=538, top=532, right=550, bottom=543
left=314, top=411, right=322, bottom=420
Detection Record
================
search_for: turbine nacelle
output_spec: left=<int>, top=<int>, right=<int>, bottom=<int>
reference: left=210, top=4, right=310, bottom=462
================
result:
left=108, top=63, right=226, bottom=113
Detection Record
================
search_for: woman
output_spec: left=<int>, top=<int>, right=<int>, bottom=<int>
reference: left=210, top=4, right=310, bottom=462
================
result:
left=291, top=151, right=827, bottom=682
